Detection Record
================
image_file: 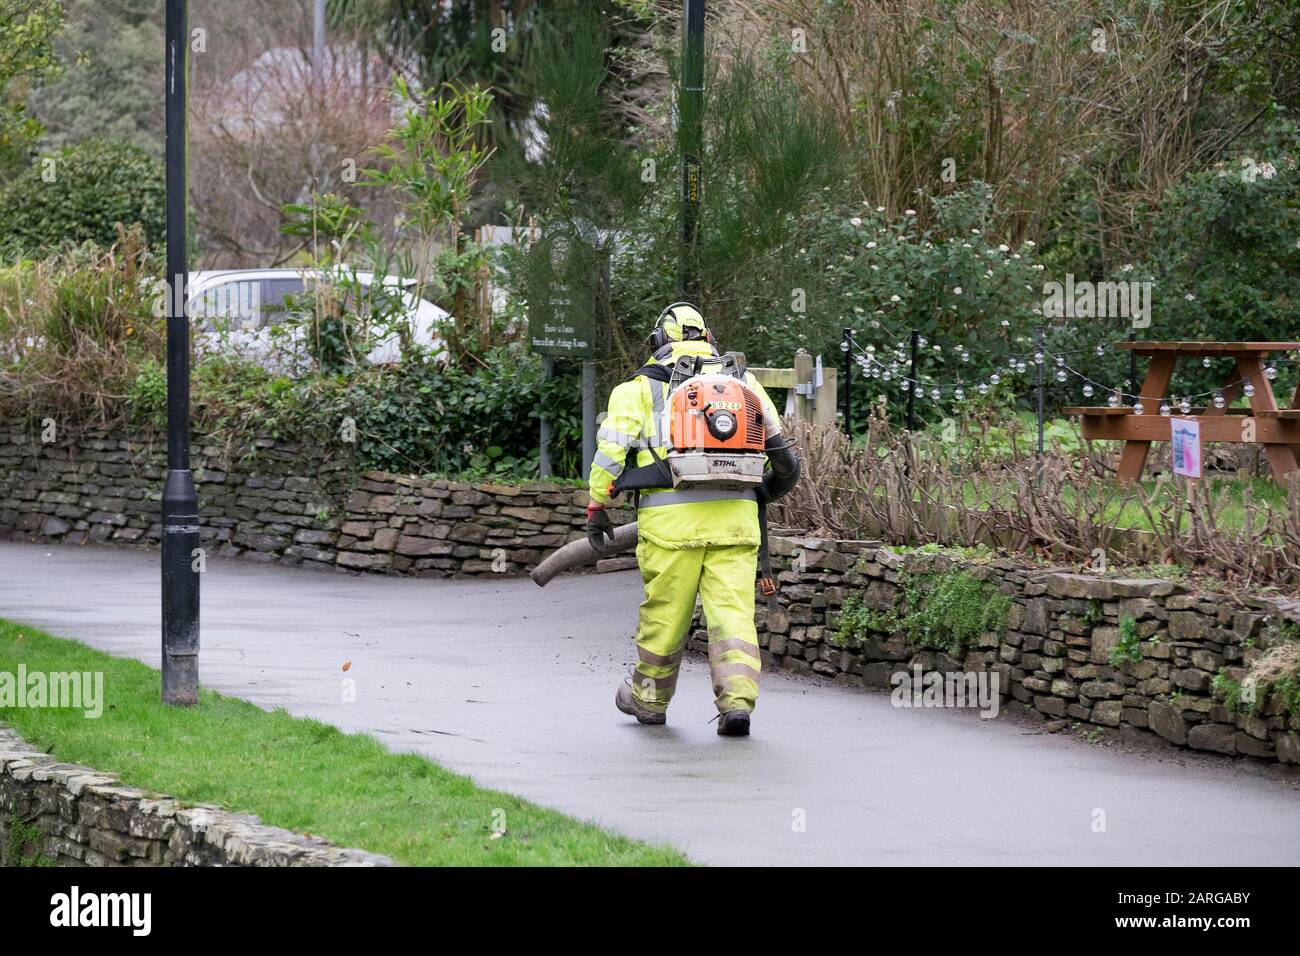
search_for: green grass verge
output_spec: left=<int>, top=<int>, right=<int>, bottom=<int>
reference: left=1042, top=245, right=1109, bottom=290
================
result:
left=0, top=619, right=687, bottom=866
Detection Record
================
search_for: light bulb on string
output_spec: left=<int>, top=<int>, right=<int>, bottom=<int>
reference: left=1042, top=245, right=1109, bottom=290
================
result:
left=1202, top=357, right=1212, bottom=368
left=1015, top=361, right=1027, bottom=373
left=989, top=373, right=1000, bottom=385
left=930, top=387, right=941, bottom=400
left=1244, top=382, right=1256, bottom=397
left=1179, top=398, right=1191, bottom=415
left=1033, top=351, right=1044, bottom=365
left=1055, top=369, right=1067, bottom=382
left=901, top=380, right=911, bottom=392
left=1107, top=391, right=1120, bottom=408
left=1159, top=402, right=1172, bottom=416
left=978, top=383, right=989, bottom=396
left=1082, top=384, right=1094, bottom=398
left=1213, top=392, right=1225, bottom=409
left=1266, top=364, right=1278, bottom=380
left=1133, top=401, right=1144, bottom=415
left=1095, top=344, right=1105, bottom=357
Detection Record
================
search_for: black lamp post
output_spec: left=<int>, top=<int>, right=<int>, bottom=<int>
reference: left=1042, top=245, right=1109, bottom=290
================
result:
left=162, top=0, right=200, bottom=706
left=679, top=0, right=704, bottom=300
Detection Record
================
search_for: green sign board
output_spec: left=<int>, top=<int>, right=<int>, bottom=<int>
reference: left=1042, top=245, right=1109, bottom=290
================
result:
left=527, top=227, right=599, bottom=358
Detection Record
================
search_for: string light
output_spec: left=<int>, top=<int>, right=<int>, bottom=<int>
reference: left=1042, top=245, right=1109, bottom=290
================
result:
left=843, top=332, right=1299, bottom=410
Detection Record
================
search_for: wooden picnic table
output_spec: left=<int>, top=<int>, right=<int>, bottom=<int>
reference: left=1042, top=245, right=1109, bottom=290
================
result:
left=1064, top=341, right=1300, bottom=483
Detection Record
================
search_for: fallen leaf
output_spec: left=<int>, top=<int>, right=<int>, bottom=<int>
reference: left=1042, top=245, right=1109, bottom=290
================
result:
left=341, top=661, right=352, bottom=672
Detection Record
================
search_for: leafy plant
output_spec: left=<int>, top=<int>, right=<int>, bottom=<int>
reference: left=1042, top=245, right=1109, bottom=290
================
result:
left=0, top=0, right=63, bottom=173
left=5, top=814, right=54, bottom=867
left=363, top=78, right=494, bottom=362
left=834, top=568, right=1009, bottom=655
left=1108, top=617, right=1142, bottom=666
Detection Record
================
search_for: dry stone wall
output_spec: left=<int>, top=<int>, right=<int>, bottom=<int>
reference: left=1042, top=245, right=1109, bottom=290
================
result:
left=688, top=536, right=1300, bottom=765
left=0, top=728, right=391, bottom=866
left=0, top=426, right=631, bottom=577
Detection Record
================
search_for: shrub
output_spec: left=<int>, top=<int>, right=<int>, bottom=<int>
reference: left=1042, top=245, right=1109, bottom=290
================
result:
left=0, top=227, right=162, bottom=424
left=0, top=140, right=166, bottom=254
left=344, top=343, right=583, bottom=479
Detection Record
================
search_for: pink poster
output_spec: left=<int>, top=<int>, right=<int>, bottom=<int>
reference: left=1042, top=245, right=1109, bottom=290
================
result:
left=1171, top=417, right=1202, bottom=478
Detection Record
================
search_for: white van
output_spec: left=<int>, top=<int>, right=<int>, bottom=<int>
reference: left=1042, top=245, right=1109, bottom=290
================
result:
left=187, top=268, right=449, bottom=367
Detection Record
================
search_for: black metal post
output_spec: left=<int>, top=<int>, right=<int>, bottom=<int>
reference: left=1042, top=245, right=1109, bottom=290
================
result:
left=907, top=329, right=919, bottom=432
left=679, top=0, right=705, bottom=300
left=1035, top=325, right=1046, bottom=458
left=842, top=327, right=852, bottom=436
left=162, top=0, right=199, bottom=706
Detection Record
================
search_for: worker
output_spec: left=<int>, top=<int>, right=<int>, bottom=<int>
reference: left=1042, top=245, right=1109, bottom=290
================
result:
left=585, top=303, right=801, bottom=736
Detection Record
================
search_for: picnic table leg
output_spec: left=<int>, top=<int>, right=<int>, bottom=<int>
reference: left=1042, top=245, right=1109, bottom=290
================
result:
left=1292, top=380, right=1300, bottom=465
left=1238, top=356, right=1300, bottom=478
left=1116, top=353, right=1176, bottom=483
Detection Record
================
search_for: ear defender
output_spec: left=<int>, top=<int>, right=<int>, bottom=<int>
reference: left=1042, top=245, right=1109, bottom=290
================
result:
left=648, top=302, right=709, bottom=351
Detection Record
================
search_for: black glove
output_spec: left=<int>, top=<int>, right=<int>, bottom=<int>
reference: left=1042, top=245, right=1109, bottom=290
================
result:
left=586, top=506, right=616, bottom=556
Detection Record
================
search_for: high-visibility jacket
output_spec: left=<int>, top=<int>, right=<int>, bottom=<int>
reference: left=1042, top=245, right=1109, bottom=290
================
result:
left=588, top=340, right=783, bottom=550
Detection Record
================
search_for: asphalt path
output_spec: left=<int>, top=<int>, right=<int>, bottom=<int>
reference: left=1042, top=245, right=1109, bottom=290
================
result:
left=2, top=541, right=1298, bottom=865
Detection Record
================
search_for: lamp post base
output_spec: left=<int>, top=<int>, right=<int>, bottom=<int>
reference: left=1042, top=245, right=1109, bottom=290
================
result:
left=161, top=467, right=200, bottom=706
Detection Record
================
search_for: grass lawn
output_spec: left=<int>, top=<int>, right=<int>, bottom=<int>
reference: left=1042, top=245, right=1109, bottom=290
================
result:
left=0, top=619, right=687, bottom=866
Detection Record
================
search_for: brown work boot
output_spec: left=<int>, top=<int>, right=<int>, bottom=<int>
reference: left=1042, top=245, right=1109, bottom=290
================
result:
left=615, top=680, right=666, bottom=725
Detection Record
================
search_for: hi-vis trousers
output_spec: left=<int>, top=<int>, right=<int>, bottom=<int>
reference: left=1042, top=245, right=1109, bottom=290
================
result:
left=630, top=538, right=763, bottom=715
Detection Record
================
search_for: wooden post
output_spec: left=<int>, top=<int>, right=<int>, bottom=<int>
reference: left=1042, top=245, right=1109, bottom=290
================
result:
left=816, top=367, right=838, bottom=429
left=793, top=349, right=813, bottom=422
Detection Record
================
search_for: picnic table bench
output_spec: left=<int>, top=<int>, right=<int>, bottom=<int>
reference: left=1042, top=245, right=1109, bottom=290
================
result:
left=1064, top=341, right=1300, bottom=482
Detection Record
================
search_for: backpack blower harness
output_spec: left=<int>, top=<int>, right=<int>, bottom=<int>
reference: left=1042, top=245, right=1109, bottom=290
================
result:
left=606, top=352, right=801, bottom=604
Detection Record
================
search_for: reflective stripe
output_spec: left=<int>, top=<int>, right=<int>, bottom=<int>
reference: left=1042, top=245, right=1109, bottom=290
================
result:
left=708, top=638, right=762, bottom=666
left=646, top=379, right=667, bottom=447
left=592, top=450, right=624, bottom=477
left=638, top=645, right=683, bottom=669
left=638, top=488, right=758, bottom=509
left=597, top=426, right=640, bottom=447
left=632, top=668, right=680, bottom=693
left=712, top=662, right=761, bottom=683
